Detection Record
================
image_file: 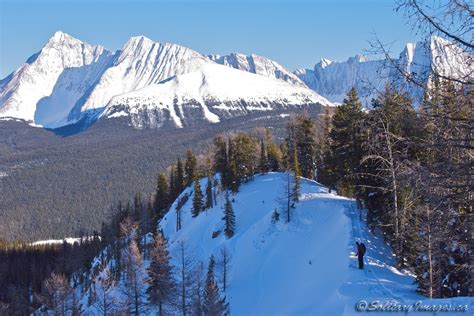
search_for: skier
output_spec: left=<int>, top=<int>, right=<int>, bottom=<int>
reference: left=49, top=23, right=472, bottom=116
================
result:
left=356, top=241, right=366, bottom=269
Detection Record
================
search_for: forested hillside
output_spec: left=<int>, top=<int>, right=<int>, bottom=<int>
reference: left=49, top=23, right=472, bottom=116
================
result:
left=0, top=108, right=326, bottom=241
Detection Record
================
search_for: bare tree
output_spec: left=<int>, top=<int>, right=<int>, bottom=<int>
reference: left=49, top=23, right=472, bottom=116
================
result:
left=94, top=264, right=117, bottom=316
left=397, top=0, right=473, bottom=51
left=177, top=240, right=196, bottom=316
left=41, top=272, right=73, bottom=315
left=119, top=217, right=146, bottom=315
left=217, top=247, right=232, bottom=293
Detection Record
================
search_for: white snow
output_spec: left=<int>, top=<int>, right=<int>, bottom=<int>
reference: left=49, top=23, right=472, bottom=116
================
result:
left=104, top=63, right=332, bottom=128
left=163, top=173, right=473, bottom=315
left=296, top=36, right=473, bottom=107
left=0, top=31, right=113, bottom=127
left=76, top=36, right=211, bottom=116
left=1, top=33, right=470, bottom=128
left=76, top=173, right=472, bottom=315
left=210, top=52, right=307, bottom=87
left=31, top=236, right=100, bottom=246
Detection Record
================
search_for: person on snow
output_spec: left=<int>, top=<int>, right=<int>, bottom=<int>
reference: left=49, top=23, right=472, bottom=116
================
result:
left=356, top=241, right=366, bottom=269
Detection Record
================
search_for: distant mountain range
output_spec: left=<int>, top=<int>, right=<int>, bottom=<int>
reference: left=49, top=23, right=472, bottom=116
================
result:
left=0, top=32, right=471, bottom=131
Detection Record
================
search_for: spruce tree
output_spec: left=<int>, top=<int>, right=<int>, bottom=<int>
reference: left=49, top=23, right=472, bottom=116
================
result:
left=213, top=136, right=229, bottom=189
left=205, top=173, right=213, bottom=209
left=223, top=192, right=236, bottom=238
left=146, top=231, right=176, bottom=315
left=176, top=158, right=185, bottom=196
left=267, top=142, right=282, bottom=172
left=292, top=114, right=317, bottom=179
left=233, top=133, right=258, bottom=183
left=327, top=87, right=365, bottom=195
left=258, top=139, right=268, bottom=174
left=169, top=165, right=176, bottom=202
left=227, top=139, right=240, bottom=192
left=191, top=174, right=203, bottom=217
left=154, top=173, right=170, bottom=220
left=185, top=149, right=197, bottom=187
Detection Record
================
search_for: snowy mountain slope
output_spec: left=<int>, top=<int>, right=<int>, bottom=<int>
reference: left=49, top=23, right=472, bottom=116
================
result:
left=1, top=33, right=470, bottom=129
left=70, top=36, right=213, bottom=122
left=103, top=63, right=333, bottom=129
left=0, top=31, right=113, bottom=127
left=393, top=36, right=474, bottom=104
left=296, top=36, right=473, bottom=106
left=295, top=55, right=388, bottom=105
left=209, top=52, right=307, bottom=87
left=77, top=173, right=471, bottom=315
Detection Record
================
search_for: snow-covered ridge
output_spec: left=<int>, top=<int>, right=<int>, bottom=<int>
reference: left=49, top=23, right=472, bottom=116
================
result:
left=0, top=31, right=330, bottom=129
left=295, top=36, right=473, bottom=106
left=1, top=32, right=470, bottom=129
left=104, top=63, right=332, bottom=129
left=209, top=52, right=307, bottom=87
left=74, top=173, right=471, bottom=315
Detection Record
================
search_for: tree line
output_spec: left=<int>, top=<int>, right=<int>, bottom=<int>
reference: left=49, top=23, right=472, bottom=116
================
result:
left=317, top=82, right=471, bottom=298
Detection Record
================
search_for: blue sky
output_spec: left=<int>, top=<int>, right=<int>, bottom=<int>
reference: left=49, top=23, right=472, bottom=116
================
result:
left=0, top=0, right=421, bottom=78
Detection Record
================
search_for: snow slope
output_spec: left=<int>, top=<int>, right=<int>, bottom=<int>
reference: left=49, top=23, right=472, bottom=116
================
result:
left=103, top=63, right=332, bottom=128
left=209, top=53, right=307, bottom=87
left=295, top=55, right=388, bottom=106
left=70, top=36, right=212, bottom=122
left=78, top=173, right=472, bottom=315
left=161, top=173, right=474, bottom=315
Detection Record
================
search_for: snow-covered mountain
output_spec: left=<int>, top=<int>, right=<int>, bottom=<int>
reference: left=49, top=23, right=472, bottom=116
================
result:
left=0, top=32, right=329, bottom=130
left=69, top=36, right=213, bottom=123
left=0, top=31, right=113, bottom=127
left=295, top=55, right=388, bottom=105
left=1, top=32, right=470, bottom=129
left=70, top=173, right=470, bottom=315
left=209, top=52, right=307, bottom=87
left=103, top=63, right=332, bottom=129
left=295, top=36, right=473, bottom=106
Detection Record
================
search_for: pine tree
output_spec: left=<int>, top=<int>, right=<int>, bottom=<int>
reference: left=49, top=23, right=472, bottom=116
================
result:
left=185, top=149, right=197, bottom=187
left=154, top=173, right=170, bottom=220
left=327, top=87, right=365, bottom=195
left=133, top=192, right=143, bottom=222
left=205, top=172, right=213, bottom=209
left=203, top=256, right=229, bottom=316
left=146, top=231, right=175, bottom=315
left=213, top=136, right=229, bottom=189
left=192, top=174, right=204, bottom=217
left=227, top=138, right=239, bottom=192
left=292, top=114, right=317, bottom=179
left=258, top=139, right=269, bottom=174
left=223, top=192, right=236, bottom=238
left=169, top=165, right=176, bottom=202
left=233, top=133, right=258, bottom=183
left=176, top=158, right=185, bottom=196
left=267, top=141, right=282, bottom=172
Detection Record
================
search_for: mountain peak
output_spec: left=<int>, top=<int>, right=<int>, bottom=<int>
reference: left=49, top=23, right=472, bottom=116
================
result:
left=319, top=58, right=333, bottom=68
left=125, top=35, right=155, bottom=47
left=46, top=31, right=81, bottom=46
